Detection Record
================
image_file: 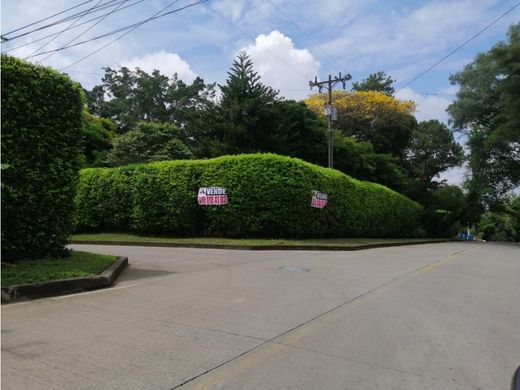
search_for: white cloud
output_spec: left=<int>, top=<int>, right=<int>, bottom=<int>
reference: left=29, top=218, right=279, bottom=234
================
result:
left=120, top=50, right=197, bottom=82
left=438, top=165, right=467, bottom=186
left=240, top=30, right=320, bottom=100
left=396, top=87, right=453, bottom=123
left=213, top=0, right=247, bottom=22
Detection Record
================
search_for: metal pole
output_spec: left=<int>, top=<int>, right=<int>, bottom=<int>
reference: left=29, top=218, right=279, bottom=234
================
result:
left=328, top=74, right=333, bottom=168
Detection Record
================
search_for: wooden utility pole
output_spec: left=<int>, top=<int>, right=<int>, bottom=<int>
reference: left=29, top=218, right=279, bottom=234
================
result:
left=309, top=72, right=351, bottom=168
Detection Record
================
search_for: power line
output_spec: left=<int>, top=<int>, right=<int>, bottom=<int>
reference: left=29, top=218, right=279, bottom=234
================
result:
left=38, top=0, right=131, bottom=63
left=1, top=0, right=96, bottom=39
left=2, top=0, right=123, bottom=43
left=27, top=0, right=107, bottom=60
left=396, top=1, right=520, bottom=91
left=1, top=0, right=144, bottom=54
left=205, top=3, right=313, bottom=83
left=24, top=0, right=204, bottom=59
left=60, top=0, right=209, bottom=71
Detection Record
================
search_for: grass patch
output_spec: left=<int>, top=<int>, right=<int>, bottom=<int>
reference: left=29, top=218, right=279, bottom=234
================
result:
left=72, top=233, right=443, bottom=247
left=1, top=251, right=117, bottom=286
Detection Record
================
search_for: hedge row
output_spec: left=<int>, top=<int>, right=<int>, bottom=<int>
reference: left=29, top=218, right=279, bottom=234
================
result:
left=2, top=55, right=83, bottom=261
left=75, top=154, right=423, bottom=238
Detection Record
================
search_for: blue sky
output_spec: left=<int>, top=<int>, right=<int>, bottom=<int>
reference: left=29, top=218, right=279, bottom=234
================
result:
left=2, top=0, right=519, bottom=183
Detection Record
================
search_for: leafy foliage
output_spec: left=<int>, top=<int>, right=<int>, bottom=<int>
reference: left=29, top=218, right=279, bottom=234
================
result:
left=422, top=185, right=467, bottom=238
left=477, top=196, right=520, bottom=242
left=431, top=185, right=466, bottom=216
left=333, top=132, right=411, bottom=194
left=448, top=23, right=520, bottom=212
left=86, top=67, right=216, bottom=133
left=106, top=121, right=192, bottom=166
left=197, top=52, right=280, bottom=155
left=305, top=90, right=416, bottom=157
left=352, top=71, right=396, bottom=95
left=1, top=55, right=83, bottom=261
left=81, top=110, right=116, bottom=166
left=75, top=154, right=423, bottom=238
left=406, top=120, right=464, bottom=201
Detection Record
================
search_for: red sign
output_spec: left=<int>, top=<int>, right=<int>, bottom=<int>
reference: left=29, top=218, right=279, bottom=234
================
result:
left=198, top=187, right=228, bottom=206
left=310, top=190, right=328, bottom=208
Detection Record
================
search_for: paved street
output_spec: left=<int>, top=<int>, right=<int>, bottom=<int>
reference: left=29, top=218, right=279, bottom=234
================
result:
left=2, top=242, right=519, bottom=389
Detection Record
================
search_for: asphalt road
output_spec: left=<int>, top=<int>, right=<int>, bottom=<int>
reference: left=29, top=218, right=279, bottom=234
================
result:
left=2, top=242, right=519, bottom=389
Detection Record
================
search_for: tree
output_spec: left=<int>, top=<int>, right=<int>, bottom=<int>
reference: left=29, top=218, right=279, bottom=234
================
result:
left=106, top=122, right=192, bottom=166
left=448, top=23, right=520, bottom=213
left=333, top=132, right=412, bottom=194
left=431, top=185, right=466, bottom=216
left=197, top=52, right=280, bottom=156
left=86, top=67, right=216, bottom=133
left=305, top=90, right=416, bottom=157
left=267, top=100, right=328, bottom=165
left=352, top=71, right=395, bottom=95
left=81, top=111, right=116, bottom=167
left=477, top=196, right=520, bottom=242
left=406, top=120, right=464, bottom=199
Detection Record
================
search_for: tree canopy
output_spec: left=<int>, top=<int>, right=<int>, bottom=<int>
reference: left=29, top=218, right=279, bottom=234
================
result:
left=305, top=90, right=416, bottom=157
left=81, top=111, right=116, bottom=167
left=198, top=52, right=280, bottom=155
left=406, top=120, right=464, bottom=198
left=448, top=23, right=520, bottom=211
left=352, top=71, right=396, bottom=95
left=86, top=67, right=215, bottom=133
left=106, top=121, right=192, bottom=166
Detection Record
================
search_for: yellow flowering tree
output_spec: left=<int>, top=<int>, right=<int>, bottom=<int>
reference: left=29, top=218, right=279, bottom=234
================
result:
left=305, top=90, right=416, bottom=157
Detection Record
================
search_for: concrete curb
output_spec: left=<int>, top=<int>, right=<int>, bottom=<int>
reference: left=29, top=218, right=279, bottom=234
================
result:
left=1, top=256, right=128, bottom=303
left=71, top=240, right=450, bottom=251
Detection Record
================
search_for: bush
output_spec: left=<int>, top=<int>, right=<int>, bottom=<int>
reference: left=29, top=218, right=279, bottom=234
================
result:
left=1, top=56, right=83, bottom=261
left=106, top=121, right=192, bottom=166
left=424, top=209, right=460, bottom=238
left=76, top=154, right=423, bottom=238
left=81, top=110, right=116, bottom=167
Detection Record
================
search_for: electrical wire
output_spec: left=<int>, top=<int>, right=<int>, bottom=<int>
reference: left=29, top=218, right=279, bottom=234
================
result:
left=396, top=1, right=520, bottom=91
left=1, top=0, right=144, bottom=54
left=23, top=0, right=205, bottom=60
left=38, top=0, right=131, bottom=62
left=2, top=0, right=123, bottom=43
left=1, top=0, right=96, bottom=38
left=26, top=0, right=110, bottom=60
left=60, top=0, right=209, bottom=71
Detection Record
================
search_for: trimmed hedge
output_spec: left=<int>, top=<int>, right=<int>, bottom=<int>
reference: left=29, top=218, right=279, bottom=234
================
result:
left=1, top=56, right=83, bottom=261
left=76, top=154, right=423, bottom=238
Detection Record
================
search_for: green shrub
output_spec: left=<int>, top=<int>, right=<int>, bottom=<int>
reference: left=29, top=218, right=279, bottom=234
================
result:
left=75, top=154, right=423, bottom=238
left=424, top=209, right=460, bottom=238
left=1, top=55, right=83, bottom=261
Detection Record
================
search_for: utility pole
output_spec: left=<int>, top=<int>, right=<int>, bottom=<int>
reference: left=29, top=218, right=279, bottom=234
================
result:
left=309, top=72, right=351, bottom=168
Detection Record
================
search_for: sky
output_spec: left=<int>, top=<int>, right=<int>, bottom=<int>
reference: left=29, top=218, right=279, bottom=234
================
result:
left=2, top=0, right=519, bottom=184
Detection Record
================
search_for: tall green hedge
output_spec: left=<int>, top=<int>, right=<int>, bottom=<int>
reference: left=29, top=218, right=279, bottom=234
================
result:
left=76, top=154, right=423, bottom=238
left=1, top=56, right=83, bottom=261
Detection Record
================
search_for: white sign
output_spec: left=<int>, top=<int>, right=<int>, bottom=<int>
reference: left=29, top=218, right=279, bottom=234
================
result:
left=310, top=190, right=328, bottom=209
left=198, top=187, right=228, bottom=206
